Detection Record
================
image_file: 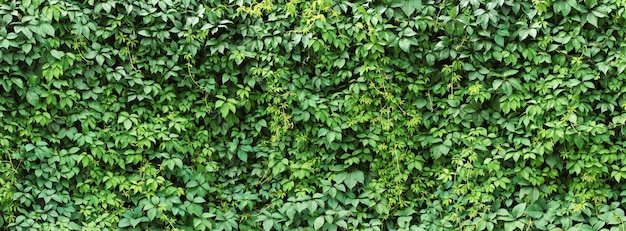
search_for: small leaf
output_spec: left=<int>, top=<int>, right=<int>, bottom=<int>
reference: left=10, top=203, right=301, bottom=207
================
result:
left=351, top=170, right=365, bottom=184
left=511, top=203, right=527, bottom=218
left=502, top=69, right=519, bottom=77
left=96, top=55, right=105, bottom=65
left=568, top=114, right=577, bottom=123
left=123, top=119, right=132, bottom=130
left=327, top=132, right=336, bottom=143
left=586, top=13, right=598, bottom=27
left=493, top=79, right=503, bottom=90
left=494, top=35, right=504, bottom=47
left=40, top=24, right=55, bottom=36
left=263, top=219, right=274, bottom=231
left=220, top=105, right=230, bottom=118
left=147, top=208, right=157, bottom=220
left=186, top=180, right=198, bottom=188
left=296, top=202, right=307, bottom=213
left=118, top=219, right=131, bottom=228
left=399, top=38, right=411, bottom=52
left=314, top=216, right=325, bottom=230
left=12, top=78, right=24, bottom=89
left=562, top=3, right=572, bottom=16
left=237, top=150, right=248, bottom=162
left=438, top=144, right=450, bottom=156
left=333, top=58, right=346, bottom=68
left=22, top=0, right=32, bottom=9
left=22, top=43, right=32, bottom=53
left=344, top=176, right=357, bottom=189
left=426, top=54, right=435, bottom=66
left=50, top=50, right=64, bottom=59
left=26, top=90, right=40, bottom=106
left=401, top=0, right=422, bottom=16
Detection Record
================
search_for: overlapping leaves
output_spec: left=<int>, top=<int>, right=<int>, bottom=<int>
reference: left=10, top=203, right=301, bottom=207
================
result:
left=2, top=0, right=626, bottom=230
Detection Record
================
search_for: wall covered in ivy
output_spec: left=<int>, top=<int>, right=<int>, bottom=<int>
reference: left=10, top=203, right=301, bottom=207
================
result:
left=2, top=0, right=626, bottom=230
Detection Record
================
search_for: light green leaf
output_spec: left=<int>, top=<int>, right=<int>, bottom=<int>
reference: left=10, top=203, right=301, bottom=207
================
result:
left=219, top=105, right=230, bottom=117
left=237, top=150, right=247, bottom=162
left=314, top=216, right=325, bottom=230
left=334, top=172, right=347, bottom=184
left=22, top=0, right=32, bottom=9
left=118, top=219, right=131, bottom=228
left=426, top=54, right=435, bottom=66
left=401, top=0, right=422, bottom=17
left=333, top=58, right=345, bottom=68
left=399, top=38, right=411, bottom=52
left=26, top=90, right=40, bottom=106
left=502, top=69, right=519, bottom=77
left=123, top=119, right=132, bottom=130
left=568, top=114, right=577, bottom=123
left=96, top=55, right=105, bottom=65
left=50, top=50, right=64, bottom=59
left=0, top=39, right=9, bottom=49
left=586, top=13, right=598, bottom=27
left=327, top=132, right=336, bottom=143
left=494, top=35, right=504, bottom=47
left=344, top=171, right=364, bottom=189
left=351, top=170, right=364, bottom=184
left=12, top=78, right=24, bottom=89
left=40, top=24, right=55, bottom=36
left=147, top=208, right=157, bottom=220
left=493, top=79, right=503, bottom=90
left=129, top=218, right=142, bottom=228
left=438, top=144, right=450, bottom=156
left=296, top=202, right=307, bottom=213
left=263, top=220, right=273, bottom=231
left=22, top=43, right=32, bottom=53
left=511, top=203, right=526, bottom=218
left=344, top=176, right=357, bottom=189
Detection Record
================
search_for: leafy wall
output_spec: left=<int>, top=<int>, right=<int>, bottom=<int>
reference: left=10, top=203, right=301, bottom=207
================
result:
left=2, top=0, right=626, bottom=230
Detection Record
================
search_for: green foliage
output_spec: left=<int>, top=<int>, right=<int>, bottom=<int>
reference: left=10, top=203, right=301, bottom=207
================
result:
left=2, top=0, right=626, bottom=230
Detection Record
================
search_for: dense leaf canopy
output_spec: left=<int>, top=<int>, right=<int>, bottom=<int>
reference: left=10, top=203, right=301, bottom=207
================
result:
left=2, top=0, right=626, bottom=230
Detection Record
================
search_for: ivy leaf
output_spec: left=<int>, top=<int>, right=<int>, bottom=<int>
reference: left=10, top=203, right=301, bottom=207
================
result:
left=147, top=208, right=157, bottom=220
left=40, top=24, right=55, bottom=36
left=123, top=120, right=132, bottom=130
left=12, top=78, right=24, bottom=89
left=399, top=38, right=411, bottom=53
left=129, top=218, right=143, bottom=228
left=400, top=0, right=422, bottom=17
left=50, top=49, right=64, bottom=59
left=314, top=216, right=325, bottom=230
left=219, top=104, right=230, bottom=118
left=426, top=54, right=435, bottom=66
left=502, top=69, right=519, bottom=77
left=333, top=58, right=345, bottom=68
left=118, top=218, right=131, bottom=228
left=511, top=203, right=526, bottom=218
left=96, top=55, right=105, bottom=65
left=344, top=170, right=364, bottom=189
left=237, top=150, right=248, bottom=162
left=22, top=0, right=32, bottom=9
left=493, top=79, right=504, bottom=90
left=22, top=43, right=32, bottom=53
left=263, top=219, right=274, bottom=231
left=494, top=35, right=504, bottom=47
left=296, top=202, right=307, bottom=213
left=26, top=90, right=40, bottom=106
left=586, top=13, right=598, bottom=27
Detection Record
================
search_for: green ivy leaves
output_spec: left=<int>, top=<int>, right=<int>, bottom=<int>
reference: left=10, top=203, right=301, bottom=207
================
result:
left=334, top=170, right=365, bottom=190
left=3, top=0, right=626, bottom=230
